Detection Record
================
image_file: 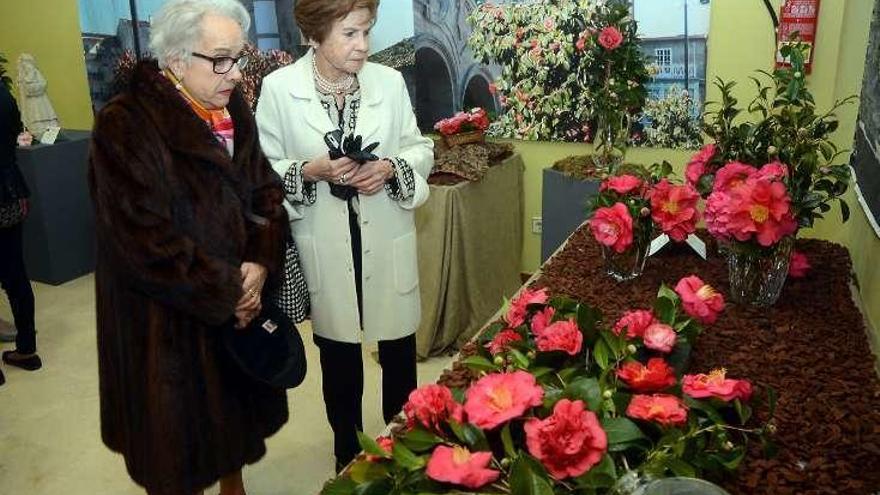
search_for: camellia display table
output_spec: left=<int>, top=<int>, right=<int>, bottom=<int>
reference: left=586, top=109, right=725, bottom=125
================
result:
left=414, top=154, right=525, bottom=359
left=15, top=130, right=95, bottom=285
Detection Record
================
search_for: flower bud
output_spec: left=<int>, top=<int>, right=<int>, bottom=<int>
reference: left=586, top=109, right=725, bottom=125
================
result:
left=640, top=207, right=651, bottom=217
left=794, top=71, right=803, bottom=79
left=767, top=145, right=778, bottom=155
left=767, top=423, right=777, bottom=434
left=603, top=389, right=614, bottom=399
left=723, top=441, right=735, bottom=451
left=626, top=344, right=638, bottom=354
left=820, top=167, right=831, bottom=175
left=527, top=351, right=537, bottom=360
left=493, top=355, right=505, bottom=366
left=500, top=457, right=512, bottom=467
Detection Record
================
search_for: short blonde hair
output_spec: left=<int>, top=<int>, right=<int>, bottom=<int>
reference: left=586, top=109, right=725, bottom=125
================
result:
left=149, top=0, right=251, bottom=68
left=294, top=0, right=379, bottom=44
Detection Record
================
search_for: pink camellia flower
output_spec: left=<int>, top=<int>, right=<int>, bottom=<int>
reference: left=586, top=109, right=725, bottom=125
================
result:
left=682, top=369, right=753, bottom=402
left=543, top=17, right=555, bottom=30
left=642, top=323, right=677, bottom=353
left=404, top=384, right=464, bottom=431
left=426, top=445, right=500, bottom=489
left=505, top=287, right=549, bottom=328
left=674, top=275, right=725, bottom=325
left=576, top=35, right=588, bottom=51
left=757, top=161, right=789, bottom=181
left=366, top=436, right=394, bottom=462
left=704, top=189, right=736, bottom=241
left=534, top=319, right=583, bottom=355
left=530, top=306, right=556, bottom=335
left=600, top=174, right=643, bottom=195
left=598, top=26, right=624, bottom=50
left=724, top=176, right=798, bottom=246
left=789, top=250, right=810, bottom=278
left=616, top=358, right=677, bottom=392
left=685, top=144, right=716, bottom=187
left=486, top=329, right=523, bottom=355
left=648, top=179, right=701, bottom=242
left=613, top=309, right=657, bottom=339
left=524, top=399, right=608, bottom=479
left=464, top=371, right=544, bottom=430
left=626, top=394, right=689, bottom=427
left=589, top=202, right=634, bottom=254
left=713, top=162, right=757, bottom=192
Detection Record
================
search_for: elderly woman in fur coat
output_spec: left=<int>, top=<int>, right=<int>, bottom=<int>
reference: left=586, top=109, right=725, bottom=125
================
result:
left=88, top=1, right=290, bottom=494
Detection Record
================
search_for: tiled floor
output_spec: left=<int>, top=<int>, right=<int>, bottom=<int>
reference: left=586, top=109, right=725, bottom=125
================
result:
left=0, top=274, right=455, bottom=494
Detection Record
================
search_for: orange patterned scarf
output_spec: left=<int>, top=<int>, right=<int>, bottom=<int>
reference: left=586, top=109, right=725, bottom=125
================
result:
left=164, top=69, right=234, bottom=156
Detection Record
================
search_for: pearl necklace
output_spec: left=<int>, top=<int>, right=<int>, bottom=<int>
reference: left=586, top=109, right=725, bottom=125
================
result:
left=312, top=54, right=355, bottom=95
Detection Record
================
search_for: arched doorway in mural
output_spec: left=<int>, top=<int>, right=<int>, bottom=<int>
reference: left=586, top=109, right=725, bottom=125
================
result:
left=415, top=47, right=454, bottom=131
left=462, top=73, right=497, bottom=114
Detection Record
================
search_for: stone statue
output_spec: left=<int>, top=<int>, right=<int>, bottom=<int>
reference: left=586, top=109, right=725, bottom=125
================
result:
left=16, top=54, right=60, bottom=138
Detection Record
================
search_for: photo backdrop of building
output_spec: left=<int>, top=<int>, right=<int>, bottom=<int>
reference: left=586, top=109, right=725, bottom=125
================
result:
left=851, top=0, right=880, bottom=231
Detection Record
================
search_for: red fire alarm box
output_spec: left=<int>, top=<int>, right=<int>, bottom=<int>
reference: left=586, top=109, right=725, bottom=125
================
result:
left=776, top=0, right=821, bottom=73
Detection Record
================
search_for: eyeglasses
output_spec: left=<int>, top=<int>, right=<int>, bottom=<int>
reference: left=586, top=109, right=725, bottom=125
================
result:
left=191, top=52, right=249, bottom=74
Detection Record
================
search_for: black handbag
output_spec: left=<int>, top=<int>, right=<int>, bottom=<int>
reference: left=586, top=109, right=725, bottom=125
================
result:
left=221, top=300, right=307, bottom=389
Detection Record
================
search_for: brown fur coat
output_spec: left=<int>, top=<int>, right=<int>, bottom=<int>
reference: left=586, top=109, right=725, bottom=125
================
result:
left=89, top=61, right=288, bottom=494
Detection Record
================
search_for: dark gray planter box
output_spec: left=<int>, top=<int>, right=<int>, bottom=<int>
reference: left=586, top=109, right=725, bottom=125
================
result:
left=541, top=168, right=600, bottom=262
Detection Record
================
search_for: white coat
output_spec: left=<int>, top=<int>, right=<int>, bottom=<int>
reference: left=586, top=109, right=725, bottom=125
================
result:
left=256, top=50, right=434, bottom=343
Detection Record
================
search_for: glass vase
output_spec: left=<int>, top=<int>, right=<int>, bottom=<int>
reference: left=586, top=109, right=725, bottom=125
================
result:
left=601, top=228, right=651, bottom=282
left=727, top=236, right=795, bottom=307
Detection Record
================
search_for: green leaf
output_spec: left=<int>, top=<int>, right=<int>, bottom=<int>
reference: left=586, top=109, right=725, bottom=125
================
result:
left=667, top=458, right=697, bottom=477
left=460, top=355, right=498, bottom=373
left=392, top=442, right=426, bottom=471
left=734, top=399, right=752, bottom=425
left=601, top=417, right=648, bottom=446
left=510, top=455, right=554, bottom=495
left=574, top=454, right=618, bottom=489
left=348, top=460, right=389, bottom=484
left=510, top=348, right=531, bottom=369
left=656, top=283, right=679, bottom=303
left=501, top=423, right=517, bottom=459
left=448, top=420, right=490, bottom=451
left=321, top=476, right=358, bottom=495
left=563, top=377, right=603, bottom=411
left=593, top=339, right=611, bottom=370
left=353, top=479, right=393, bottom=495
left=576, top=303, right=603, bottom=344
left=653, top=296, right=676, bottom=325
left=684, top=396, right=725, bottom=424
left=840, top=198, right=850, bottom=223
left=357, top=431, right=389, bottom=458
left=399, top=427, right=444, bottom=453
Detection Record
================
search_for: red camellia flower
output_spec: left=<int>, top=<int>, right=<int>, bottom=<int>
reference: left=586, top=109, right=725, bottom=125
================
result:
left=486, top=328, right=523, bottom=355
left=600, top=174, right=643, bottom=195
left=576, top=35, right=588, bottom=51
left=534, top=319, right=583, bottom=355
left=674, top=275, right=725, bottom=325
left=685, top=143, right=716, bottom=187
left=613, top=309, right=657, bottom=339
left=403, top=384, right=464, bottom=431
left=642, top=323, right=677, bottom=353
left=505, top=287, right=549, bottom=328
left=589, top=202, right=634, bottom=254
left=616, top=358, right=677, bottom=392
left=704, top=190, right=732, bottom=241
left=648, top=179, right=701, bottom=242
left=524, top=399, right=608, bottom=479
left=682, top=369, right=753, bottom=402
left=757, top=161, right=789, bottom=181
left=626, top=394, right=689, bottom=427
left=530, top=306, right=556, bottom=335
left=789, top=250, right=810, bottom=278
left=426, top=445, right=500, bottom=489
left=464, top=371, right=544, bottom=430
left=723, top=176, right=798, bottom=246
left=598, top=26, right=624, bottom=50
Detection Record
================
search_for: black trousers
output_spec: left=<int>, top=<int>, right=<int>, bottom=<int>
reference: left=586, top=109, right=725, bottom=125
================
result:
left=313, top=199, right=417, bottom=467
left=314, top=333, right=417, bottom=467
left=0, top=223, right=36, bottom=354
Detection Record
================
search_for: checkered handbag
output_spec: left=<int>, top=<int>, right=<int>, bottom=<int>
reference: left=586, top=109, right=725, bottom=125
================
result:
left=0, top=200, right=23, bottom=228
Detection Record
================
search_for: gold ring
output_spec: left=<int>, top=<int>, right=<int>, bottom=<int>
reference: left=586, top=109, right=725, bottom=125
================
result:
left=340, top=173, right=347, bottom=184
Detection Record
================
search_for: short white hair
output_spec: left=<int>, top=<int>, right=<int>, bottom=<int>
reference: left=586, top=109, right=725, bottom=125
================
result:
left=149, top=0, right=251, bottom=68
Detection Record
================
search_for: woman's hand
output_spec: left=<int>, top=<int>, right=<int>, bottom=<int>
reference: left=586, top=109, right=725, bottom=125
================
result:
left=348, top=159, right=394, bottom=196
left=234, top=307, right=260, bottom=329
left=16, top=131, right=33, bottom=147
left=237, top=261, right=266, bottom=310
left=302, top=154, right=360, bottom=185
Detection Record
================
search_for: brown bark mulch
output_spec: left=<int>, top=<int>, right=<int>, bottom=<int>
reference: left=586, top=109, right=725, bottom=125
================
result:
left=528, top=225, right=880, bottom=494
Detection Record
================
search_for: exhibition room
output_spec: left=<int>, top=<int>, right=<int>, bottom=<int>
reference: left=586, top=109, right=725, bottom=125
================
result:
left=1, top=0, right=879, bottom=493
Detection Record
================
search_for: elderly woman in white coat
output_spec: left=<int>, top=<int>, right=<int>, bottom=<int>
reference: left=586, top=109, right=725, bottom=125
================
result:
left=255, top=0, right=433, bottom=470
